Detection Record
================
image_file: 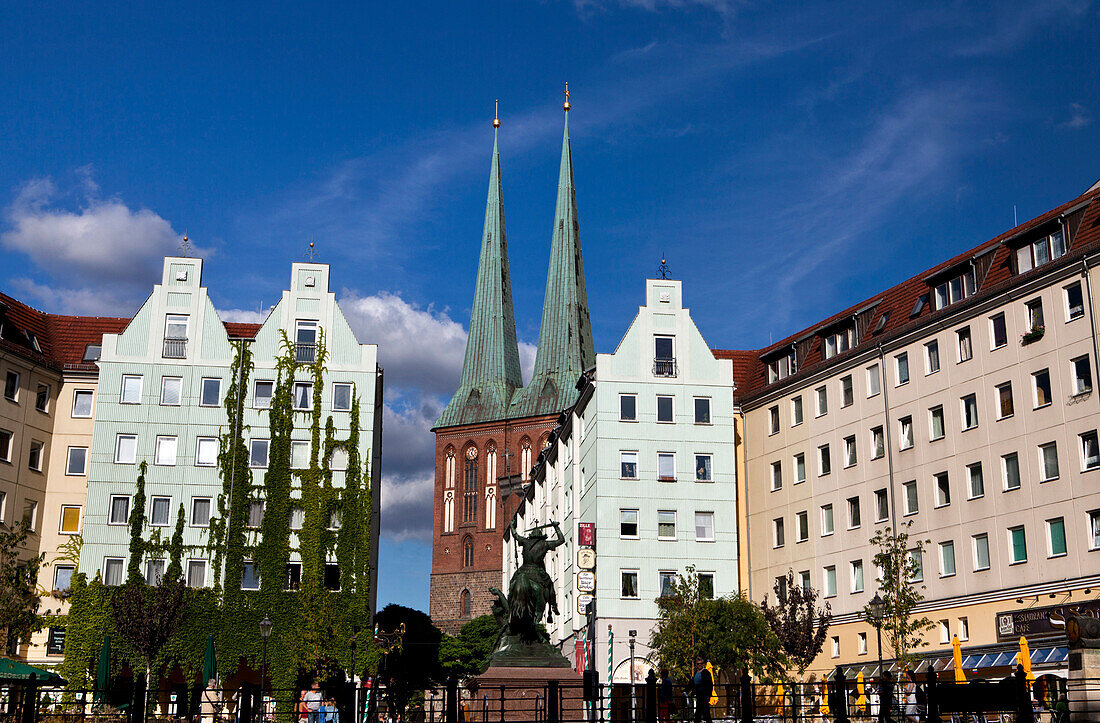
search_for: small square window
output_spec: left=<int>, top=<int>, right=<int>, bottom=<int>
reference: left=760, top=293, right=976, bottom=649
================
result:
left=293, top=382, right=313, bottom=410
left=620, top=451, right=638, bottom=479
left=621, top=570, right=639, bottom=598
left=333, top=383, right=353, bottom=412
left=254, top=380, right=274, bottom=409
left=108, top=496, right=130, bottom=525
left=160, top=377, right=182, bottom=406
left=150, top=497, right=171, bottom=526
left=196, top=437, right=218, bottom=467
left=656, top=396, right=674, bottom=423
left=155, top=436, right=178, bottom=466
left=72, top=390, right=94, bottom=418
left=620, top=509, right=639, bottom=538
left=694, top=397, right=711, bottom=424
left=187, top=559, right=207, bottom=588
left=619, top=394, right=637, bottom=421
left=694, top=454, right=712, bottom=482
left=53, top=565, right=75, bottom=593
left=104, top=558, right=124, bottom=586
left=250, top=439, right=270, bottom=468
left=191, top=498, right=212, bottom=527
left=199, top=378, right=221, bottom=407
left=115, top=434, right=138, bottom=464
left=59, top=505, right=81, bottom=534
left=66, top=447, right=88, bottom=476
left=82, top=344, right=101, bottom=362
left=121, top=375, right=142, bottom=404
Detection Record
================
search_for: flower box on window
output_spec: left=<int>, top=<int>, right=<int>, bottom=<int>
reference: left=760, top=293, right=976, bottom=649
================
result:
left=1021, top=326, right=1045, bottom=345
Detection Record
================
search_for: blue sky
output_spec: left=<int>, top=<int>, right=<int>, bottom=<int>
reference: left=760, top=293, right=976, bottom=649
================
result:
left=2, top=0, right=1098, bottom=614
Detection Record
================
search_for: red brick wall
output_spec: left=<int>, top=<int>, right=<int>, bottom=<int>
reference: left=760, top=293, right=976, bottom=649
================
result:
left=429, top=415, right=556, bottom=634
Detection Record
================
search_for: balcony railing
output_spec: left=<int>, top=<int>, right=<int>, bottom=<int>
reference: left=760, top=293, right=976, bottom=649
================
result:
left=653, top=358, right=678, bottom=377
left=162, top=337, right=187, bottom=359
left=295, top=342, right=317, bottom=363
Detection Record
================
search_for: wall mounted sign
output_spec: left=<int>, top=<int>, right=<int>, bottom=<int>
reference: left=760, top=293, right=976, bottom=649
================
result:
left=577, top=594, right=593, bottom=614
left=577, top=548, right=596, bottom=570
left=577, top=571, right=595, bottom=593
left=578, top=522, right=596, bottom=547
left=996, top=599, right=1100, bottom=641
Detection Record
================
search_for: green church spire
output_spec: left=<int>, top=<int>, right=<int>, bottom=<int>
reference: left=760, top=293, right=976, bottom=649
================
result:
left=435, top=118, right=524, bottom=429
left=510, top=93, right=595, bottom=419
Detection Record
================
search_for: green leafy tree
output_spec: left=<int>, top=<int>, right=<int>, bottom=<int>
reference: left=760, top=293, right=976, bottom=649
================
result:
left=865, top=522, right=935, bottom=668
left=165, top=505, right=186, bottom=583
left=371, top=605, right=443, bottom=712
left=760, top=570, right=832, bottom=677
left=439, top=615, right=499, bottom=678
left=0, top=521, right=46, bottom=649
left=110, top=575, right=190, bottom=684
left=126, top=462, right=148, bottom=584
left=651, top=567, right=787, bottom=683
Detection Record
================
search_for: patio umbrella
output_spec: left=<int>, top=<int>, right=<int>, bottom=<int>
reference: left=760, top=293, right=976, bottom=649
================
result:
left=775, top=682, right=785, bottom=716
left=1018, top=636, right=1035, bottom=686
left=705, top=662, right=718, bottom=705
left=855, top=671, right=867, bottom=713
left=94, top=635, right=111, bottom=703
left=203, top=635, right=217, bottom=685
left=819, top=680, right=830, bottom=716
left=953, top=636, right=966, bottom=683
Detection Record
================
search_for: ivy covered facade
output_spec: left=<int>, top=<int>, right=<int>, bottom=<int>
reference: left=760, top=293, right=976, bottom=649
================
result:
left=62, top=257, right=382, bottom=687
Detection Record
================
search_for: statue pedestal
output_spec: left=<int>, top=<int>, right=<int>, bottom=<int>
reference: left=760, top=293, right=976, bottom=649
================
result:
left=1068, top=647, right=1100, bottom=722
left=469, top=665, right=584, bottom=722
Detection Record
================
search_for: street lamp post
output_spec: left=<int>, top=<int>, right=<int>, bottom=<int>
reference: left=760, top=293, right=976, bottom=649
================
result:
left=867, top=593, right=885, bottom=720
left=628, top=630, right=637, bottom=722
left=259, top=616, right=273, bottom=719
left=350, top=626, right=360, bottom=723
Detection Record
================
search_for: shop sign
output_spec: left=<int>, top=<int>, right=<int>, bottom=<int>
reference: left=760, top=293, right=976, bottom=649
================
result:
left=996, top=599, right=1100, bottom=641
left=577, top=594, right=593, bottom=614
left=578, top=522, right=596, bottom=547
left=577, top=571, right=595, bottom=593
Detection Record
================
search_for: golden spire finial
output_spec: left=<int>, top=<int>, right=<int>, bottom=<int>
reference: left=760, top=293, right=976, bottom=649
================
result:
left=563, top=82, right=571, bottom=112
left=493, top=99, right=500, bottom=128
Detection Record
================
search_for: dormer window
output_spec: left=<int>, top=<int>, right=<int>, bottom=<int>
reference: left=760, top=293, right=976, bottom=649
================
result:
left=823, top=327, right=854, bottom=360
left=767, top=349, right=796, bottom=383
left=1015, top=228, right=1066, bottom=274
left=932, top=268, right=976, bottom=310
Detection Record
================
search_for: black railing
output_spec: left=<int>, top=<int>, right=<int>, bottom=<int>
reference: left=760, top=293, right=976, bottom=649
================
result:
left=653, top=358, right=678, bottom=377
left=162, top=338, right=187, bottom=359
left=296, top=343, right=317, bottom=363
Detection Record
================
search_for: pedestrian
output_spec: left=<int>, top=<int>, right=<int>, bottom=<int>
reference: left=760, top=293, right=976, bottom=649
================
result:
left=877, top=670, right=894, bottom=723
left=902, top=670, right=918, bottom=722
left=691, top=658, right=713, bottom=723
left=201, top=679, right=222, bottom=723
left=658, top=668, right=673, bottom=723
left=303, top=682, right=324, bottom=723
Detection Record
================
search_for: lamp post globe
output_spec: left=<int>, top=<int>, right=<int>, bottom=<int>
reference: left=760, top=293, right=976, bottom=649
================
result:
left=259, top=616, right=273, bottom=701
left=867, top=593, right=885, bottom=682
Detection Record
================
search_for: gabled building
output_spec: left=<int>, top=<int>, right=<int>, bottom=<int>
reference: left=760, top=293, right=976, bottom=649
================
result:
left=430, top=104, right=595, bottom=633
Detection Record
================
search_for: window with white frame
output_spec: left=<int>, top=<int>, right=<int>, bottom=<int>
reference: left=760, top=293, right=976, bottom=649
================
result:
left=1009, top=526, right=1028, bottom=564
left=695, top=512, right=714, bottom=541
left=962, top=394, right=979, bottom=430
left=620, top=570, right=639, bottom=598
left=932, top=268, right=977, bottom=310
left=967, top=462, right=984, bottom=499
left=939, top=541, right=956, bottom=577
left=796, top=511, right=808, bottom=542
left=250, top=439, right=270, bottom=468
left=196, top=437, right=218, bottom=467
left=694, top=397, right=711, bottom=424
left=619, top=393, right=637, bottom=421
left=871, top=426, right=885, bottom=459
left=773, top=518, right=785, bottom=548
left=899, top=416, right=914, bottom=449
left=816, top=386, right=828, bottom=416
left=290, top=440, right=309, bottom=469
left=104, top=558, right=124, bottom=586
left=620, top=451, right=638, bottom=479
left=1026, top=298, right=1045, bottom=333
left=619, top=509, right=638, bottom=538
left=695, top=454, right=712, bottom=482
left=3, top=371, right=19, bottom=402
left=791, top=396, right=803, bottom=426
left=823, top=327, right=855, bottom=359
left=333, top=383, right=353, bottom=412
left=1073, top=356, right=1093, bottom=395
left=1003, top=452, right=1022, bottom=490
left=991, top=313, right=1008, bottom=349
left=767, top=349, right=796, bottom=383
left=1039, top=442, right=1060, bottom=482
left=200, top=378, right=221, bottom=407
left=657, top=510, right=676, bottom=540
left=847, top=497, right=861, bottom=528
left=59, top=505, right=81, bottom=534
left=66, top=447, right=88, bottom=476
left=930, top=406, right=945, bottom=440
left=821, top=504, right=834, bottom=536
left=1082, top=431, right=1100, bottom=471
left=770, top=461, right=782, bottom=491
left=254, top=380, right=274, bottom=409
left=154, top=436, right=178, bottom=466
left=293, top=382, right=313, bottom=410
left=698, top=573, right=714, bottom=599
left=850, top=560, right=864, bottom=593
left=768, top=405, right=780, bottom=434
left=656, top=395, right=674, bottom=423
left=841, top=375, right=854, bottom=407
left=150, top=497, right=171, bottom=526
left=1015, top=228, right=1066, bottom=273
left=896, top=352, right=910, bottom=385
left=973, top=533, right=990, bottom=571
left=823, top=566, right=837, bottom=598
left=0, top=429, right=12, bottom=463
left=874, top=489, right=888, bottom=522
left=908, top=549, right=924, bottom=582
left=191, top=497, right=212, bottom=527
left=939, top=620, right=951, bottom=644
left=659, top=572, right=676, bottom=598
left=818, top=445, right=831, bottom=476
left=657, top=452, right=675, bottom=481
left=160, top=377, right=182, bottom=406
left=187, top=559, right=207, bottom=588
left=53, top=564, right=75, bottom=593
left=794, top=453, right=806, bottom=484
left=844, top=435, right=857, bottom=467
left=903, top=481, right=918, bottom=515
left=996, top=383, right=1014, bottom=419
left=867, top=364, right=881, bottom=397
left=1088, top=511, right=1100, bottom=550
left=241, top=562, right=260, bottom=590
left=72, top=390, right=94, bottom=418
left=934, top=472, right=951, bottom=507
left=925, top=340, right=941, bottom=374
left=115, top=434, right=137, bottom=464
left=1034, top=369, right=1052, bottom=407
left=1066, top=282, right=1085, bottom=321
left=957, top=326, right=973, bottom=362
left=1047, top=517, right=1067, bottom=557
left=108, top=495, right=130, bottom=525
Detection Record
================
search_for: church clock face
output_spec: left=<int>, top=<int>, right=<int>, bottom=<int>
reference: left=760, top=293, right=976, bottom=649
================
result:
left=577, top=548, right=596, bottom=570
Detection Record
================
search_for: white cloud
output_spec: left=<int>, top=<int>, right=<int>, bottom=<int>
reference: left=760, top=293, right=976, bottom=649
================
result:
left=573, top=0, right=744, bottom=14
left=217, top=308, right=271, bottom=324
left=1058, top=103, right=1092, bottom=130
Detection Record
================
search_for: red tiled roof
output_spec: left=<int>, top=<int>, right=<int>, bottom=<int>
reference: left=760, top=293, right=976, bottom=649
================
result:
left=224, top=322, right=262, bottom=339
left=715, top=183, right=1100, bottom=402
left=44, top=315, right=130, bottom=370
left=0, top=292, right=56, bottom=368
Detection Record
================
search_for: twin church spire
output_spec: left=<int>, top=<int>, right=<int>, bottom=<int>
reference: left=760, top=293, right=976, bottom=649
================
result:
left=435, top=95, right=594, bottom=429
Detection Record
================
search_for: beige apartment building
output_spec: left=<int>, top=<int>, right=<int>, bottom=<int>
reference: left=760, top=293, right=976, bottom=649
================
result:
left=726, top=180, right=1100, bottom=678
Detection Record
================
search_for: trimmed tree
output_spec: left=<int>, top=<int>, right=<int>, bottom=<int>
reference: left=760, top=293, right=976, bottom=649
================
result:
left=865, top=522, right=935, bottom=668
left=760, top=570, right=832, bottom=677
left=0, top=521, right=45, bottom=649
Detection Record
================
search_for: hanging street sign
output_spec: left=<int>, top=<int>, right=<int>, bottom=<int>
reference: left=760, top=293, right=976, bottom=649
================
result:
left=577, top=571, right=595, bottom=592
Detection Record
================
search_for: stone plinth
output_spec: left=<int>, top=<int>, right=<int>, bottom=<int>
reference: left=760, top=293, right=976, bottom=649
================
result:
left=469, top=665, right=584, bottom=722
left=1068, top=647, right=1100, bottom=723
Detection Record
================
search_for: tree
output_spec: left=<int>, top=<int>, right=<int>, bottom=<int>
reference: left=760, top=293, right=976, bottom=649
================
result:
left=110, top=574, right=190, bottom=684
left=371, top=605, right=443, bottom=714
left=0, top=521, right=45, bottom=649
left=165, top=505, right=185, bottom=583
left=126, top=462, right=148, bottom=584
left=439, top=615, right=499, bottom=678
left=865, top=522, right=935, bottom=668
left=650, top=567, right=787, bottom=683
left=760, top=570, right=832, bottom=677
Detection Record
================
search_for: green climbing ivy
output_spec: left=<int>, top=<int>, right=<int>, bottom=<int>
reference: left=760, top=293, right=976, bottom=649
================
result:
left=126, top=462, right=147, bottom=584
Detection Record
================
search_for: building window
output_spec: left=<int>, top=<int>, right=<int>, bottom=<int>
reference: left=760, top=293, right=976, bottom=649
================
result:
left=1009, top=526, right=1028, bottom=564
left=850, top=560, right=864, bottom=593
left=333, top=383, right=353, bottom=412
left=1003, top=452, right=1022, bottom=490
left=144, top=559, right=165, bottom=586
left=934, top=472, right=951, bottom=507
left=1026, top=298, right=1045, bottom=335
left=657, top=452, right=675, bottom=481
left=1073, top=356, right=1093, bottom=395
left=973, top=533, right=990, bottom=571
left=65, top=447, right=88, bottom=476
left=72, top=390, right=93, bottom=418
left=150, top=497, right=171, bottom=527
left=698, top=573, right=714, bottom=599
left=35, top=384, right=50, bottom=413
left=108, top=496, right=130, bottom=525
left=293, top=382, right=313, bottom=410
left=844, top=436, right=857, bottom=467
left=27, top=440, right=43, bottom=471
left=295, top=320, right=319, bottom=363
left=821, top=504, right=834, bottom=536
left=996, top=383, right=1014, bottom=419
left=154, top=436, right=178, bottom=466
left=903, top=481, right=918, bottom=515
left=847, top=497, right=861, bottom=529
left=199, top=378, right=221, bottom=407
left=791, top=396, right=803, bottom=426
left=925, top=340, right=940, bottom=374
left=858, top=632, right=868, bottom=655
left=0, top=429, right=11, bottom=462
left=908, top=549, right=924, bottom=582
left=160, top=377, right=182, bottom=406
left=773, top=518, right=785, bottom=548
left=796, top=511, right=808, bottom=543
left=832, top=636, right=840, bottom=658
left=867, top=364, right=881, bottom=397
left=1081, top=431, right=1100, bottom=471
left=871, top=426, right=885, bottom=459
left=191, top=498, right=212, bottom=527
left=462, top=536, right=474, bottom=567
left=695, top=454, right=712, bottom=482
left=961, top=394, right=978, bottom=430
left=104, top=558, right=124, bottom=587
left=767, top=350, right=796, bottom=383
left=656, top=395, right=674, bottom=423
left=653, top=336, right=676, bottom=377
left=59, top=505, right=81, bottom=534
left=285, top=563, right=302, bottom=590
left=823, top=327, right=854, bottom=359
left=621, top=571, right=639, bottom=598
left=799, top=571, right=811, bottom=591
left=899, top=416, right=914, bottom=450
left=815, top=386, right=828, bottom=416
left=1088, top=511, right=1100, bottom=550
left=769, top=406, right=780, bottom=435
left=119, top=375, right=142, bottom=404
left=793, top=453, right=806, bottom=484
left=289, top=507, right=304, bottom=530
left=250, top=439, right=269, bottom=468
left=3, top=371, right=19, bottom=402
left=196, top=437, right=218, bottom=467
left=187, top=560, right=207, bottom=588
left=932, top=268, right=976, bottom=310
left=53, top=565, right=74, bottom=594
left=841, top=375, right=854, bottom=407
left=770, top=461, right=782, bottom=491
left=247, top=501, right=264, bottom=529
left=241, top=562, right=259, bottom=590
left=957, top=327, right=973, bottom=363
left=895, top=352, right=910, bottom=385
left=818, top=445, right=831, bottom=476
left=967, top=462, right=984, bottom=499
left=462, top=450, right=478, bottom=524
left=694, top=397, right=711, bottom=424
left=254, top=380, right=274, bottom=409
left=1016, top=228, right=1066, bottom=272
left=929, top=406, right=945, bottom=441
left=1033, top=369, right=1053, bottom=408
left=1039, top=442, right=1060, bottom=482
left=874, top=489, right=889, bottom=522
left=1066, top=282, right=1085, bottom=321
left=940, top=620, right=950, bottom=644
left=290, top=440, right=309, bottom=469
left=1047, top=518, right=1067, bottom=558
left=657, top=510, right=677, bottom=540
left=991, top=313, right=1008, bottom=349
left=659, top=572, right=676, bottom=598
left=115, top=434, right=137, bottom=464
left=940, top=541, right=956, bottom=577
left=620, top=394, right=637, bottom=421
left=823, top=566, right=836, bottom=598
left=620, top=509, right=639, bottom=538
left=620, top=451, right=638, bottom=479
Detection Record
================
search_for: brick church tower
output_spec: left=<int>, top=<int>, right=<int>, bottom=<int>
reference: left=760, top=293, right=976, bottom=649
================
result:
left=429, top=101, right=594, bottom=634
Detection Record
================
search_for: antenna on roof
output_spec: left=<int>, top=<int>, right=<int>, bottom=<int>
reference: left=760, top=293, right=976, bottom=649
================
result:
left=179, top=235, right=193, bottom=257
left=1014, top=205, right=1018, bottom=227
left=657, top=255, right=671, bottom=280
left=306, top=240, right=317, bottom=262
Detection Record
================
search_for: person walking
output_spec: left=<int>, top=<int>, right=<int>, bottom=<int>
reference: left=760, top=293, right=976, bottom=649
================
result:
left=691, top=658, right=713, bottom=723
left=303, top=682, right=324, bottom=723
left=201, top=679, right=222, bottom=723
left=658, top=669, right=673, bottom=723
left=877, top=670, right=895, bottom=723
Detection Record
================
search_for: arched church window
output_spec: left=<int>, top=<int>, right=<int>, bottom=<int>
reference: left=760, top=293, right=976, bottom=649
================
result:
left=462, top=446, right=478, bottom=524
left=462, top=535, right=474, bottom=568
left=460, top=589, right=471, bottom=617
